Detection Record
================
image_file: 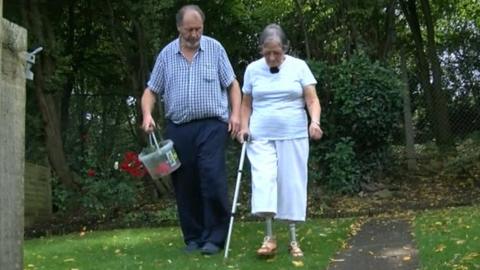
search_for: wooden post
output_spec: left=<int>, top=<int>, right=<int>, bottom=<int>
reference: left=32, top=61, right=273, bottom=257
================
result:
left=0, top=10, right=27, bottom=269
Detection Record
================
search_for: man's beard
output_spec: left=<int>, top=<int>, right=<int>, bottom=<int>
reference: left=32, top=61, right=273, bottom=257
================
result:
left=183, top=38, right=200, bottom=49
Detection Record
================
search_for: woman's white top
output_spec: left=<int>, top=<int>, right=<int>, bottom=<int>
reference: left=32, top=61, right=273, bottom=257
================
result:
left=242, top=55, right=317, bottom=140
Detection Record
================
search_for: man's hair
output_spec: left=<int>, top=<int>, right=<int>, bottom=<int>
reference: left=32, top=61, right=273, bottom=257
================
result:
left=259, top=23, right=289, bottom=52
left=176, top=5, right=205, bottom=26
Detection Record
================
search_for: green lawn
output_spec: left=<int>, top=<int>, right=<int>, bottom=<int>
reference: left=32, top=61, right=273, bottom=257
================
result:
left=414, top=205, right=480, bottom=270
left=24, top=218, right=354, bottom=270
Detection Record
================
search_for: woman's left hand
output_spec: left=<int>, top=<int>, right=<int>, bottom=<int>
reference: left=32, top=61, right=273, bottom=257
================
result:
left=309, top=122, right=323, bottom=140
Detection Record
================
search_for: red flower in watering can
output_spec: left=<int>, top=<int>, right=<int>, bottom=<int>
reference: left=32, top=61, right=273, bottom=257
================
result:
left=154, top=162, right=171, bottom=176
left=120, top=151, right=146, bottom=178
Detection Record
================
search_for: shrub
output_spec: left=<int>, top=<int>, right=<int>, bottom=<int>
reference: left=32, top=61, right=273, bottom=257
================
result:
left=79, top=177, right=139, bottom=216
left=52, top=169, right=141, bottom=218
left=328, top=55, right=402, bottom=151
left=444, top=132, right=480, bottom=181
left=323, top=137, right=361, bottom=194
left=308, top=55, right=403, bottom=192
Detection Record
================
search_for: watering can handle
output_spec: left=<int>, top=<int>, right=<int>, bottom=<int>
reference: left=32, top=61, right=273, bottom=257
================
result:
left=149, top=132, right=161, bottom=150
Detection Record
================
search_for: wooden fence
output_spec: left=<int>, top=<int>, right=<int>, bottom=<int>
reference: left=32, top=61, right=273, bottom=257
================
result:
left=24, top=163, right=52, bottom=228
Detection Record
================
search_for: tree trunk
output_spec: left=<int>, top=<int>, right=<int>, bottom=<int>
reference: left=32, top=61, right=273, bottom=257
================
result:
left=400, top=49, right=417, bottom=170
left=60, top=0, right=76, bottom=136
left=399, top=0, right=443, bottom=146
left=33, top=63, right=79, bottom=189
left=294, top=0, right=311, bottom=59
left=400, top=0, right=451, bottom=147
left=23, top=0, right=79, bottom=189
left=339, top=0, right=353, bottom=58
left=380, top=0, right=397, bottom=62
left=78, top=84, right=87, bottom=168
left=419, top=0, right=453, bottom=146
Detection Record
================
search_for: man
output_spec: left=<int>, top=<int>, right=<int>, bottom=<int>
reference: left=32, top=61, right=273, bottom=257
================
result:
left=141, top=5, right=241, bottom=255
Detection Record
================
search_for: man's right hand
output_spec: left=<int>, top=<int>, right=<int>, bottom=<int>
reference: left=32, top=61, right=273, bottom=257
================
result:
left=141, top=88, right=158, bottom=134
left=142, top=114, right=156, bottom=134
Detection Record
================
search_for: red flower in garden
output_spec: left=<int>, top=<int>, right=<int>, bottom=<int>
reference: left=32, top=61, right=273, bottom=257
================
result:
left=120, top=151, right=146, bottom=178
left=87, top=168, right=96, bottom=177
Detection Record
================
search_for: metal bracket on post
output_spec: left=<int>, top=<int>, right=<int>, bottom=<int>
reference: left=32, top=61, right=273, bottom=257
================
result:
left=25, top=47, right=43, bottom=80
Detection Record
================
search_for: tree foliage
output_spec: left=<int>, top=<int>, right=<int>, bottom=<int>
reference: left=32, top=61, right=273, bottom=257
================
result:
left=3, top=0, right=479, bottom=210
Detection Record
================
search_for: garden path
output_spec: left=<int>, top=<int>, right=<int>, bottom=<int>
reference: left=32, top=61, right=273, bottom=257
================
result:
left=327, top=218, right=419, bottom=270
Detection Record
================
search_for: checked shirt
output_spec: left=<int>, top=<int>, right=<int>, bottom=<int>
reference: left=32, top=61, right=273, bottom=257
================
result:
left=147, top=35, right=236, bottom=124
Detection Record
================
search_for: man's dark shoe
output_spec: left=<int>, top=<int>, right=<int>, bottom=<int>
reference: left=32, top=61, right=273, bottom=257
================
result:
left=200, top=242, right=221, bottom=255
left=183, top=241, right=200, bottom=253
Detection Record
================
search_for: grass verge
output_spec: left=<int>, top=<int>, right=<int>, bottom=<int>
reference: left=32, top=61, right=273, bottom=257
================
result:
left=24, top=218, right=354, bottom=270
left=414, top=205, right=480, bottom=270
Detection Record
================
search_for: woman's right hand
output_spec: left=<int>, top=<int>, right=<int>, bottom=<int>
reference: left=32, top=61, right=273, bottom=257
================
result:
left=236, top=129, right=250, bottom=143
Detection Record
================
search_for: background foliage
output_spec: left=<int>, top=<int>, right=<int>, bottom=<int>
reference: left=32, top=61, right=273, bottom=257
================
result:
left=4, top=0, right=479, bottom=218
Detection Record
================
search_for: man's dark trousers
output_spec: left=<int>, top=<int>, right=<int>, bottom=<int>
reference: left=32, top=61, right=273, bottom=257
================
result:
left=166, top=118, right=230, bottom=248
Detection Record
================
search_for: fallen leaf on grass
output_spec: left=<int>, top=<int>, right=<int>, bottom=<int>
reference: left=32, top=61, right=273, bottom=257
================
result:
left=64, top=258, right=75, bottom=262
left=462, top=252, right=479, bottom=261
left=451, top=265, right=468, bottom=270
left=434, top=244, right=446, bottom=252
left=455, top=240, right=466, bottom=245
left=291, top=260, right=304, bottom=267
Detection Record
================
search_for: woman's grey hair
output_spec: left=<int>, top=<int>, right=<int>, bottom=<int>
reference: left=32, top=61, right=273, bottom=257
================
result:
left=259, top=24, right=289, bottom=52
left=176, top=5, right=205, bottom=26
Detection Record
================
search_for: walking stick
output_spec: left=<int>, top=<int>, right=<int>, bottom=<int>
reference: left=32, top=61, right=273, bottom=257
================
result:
left=224, top=134, right=249, bottom=259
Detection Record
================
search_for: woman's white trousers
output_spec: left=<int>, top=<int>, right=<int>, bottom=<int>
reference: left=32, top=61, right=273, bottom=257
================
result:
left=247, top=138, right=309, bottom=221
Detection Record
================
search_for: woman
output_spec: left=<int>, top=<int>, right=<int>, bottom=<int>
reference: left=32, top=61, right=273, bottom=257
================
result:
left=238, top=24, right=323, bottom=259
